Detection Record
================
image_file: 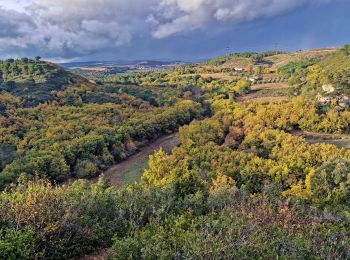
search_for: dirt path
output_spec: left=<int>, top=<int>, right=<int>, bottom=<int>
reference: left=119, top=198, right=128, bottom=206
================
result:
left=81, top=249, right=109, bottom=260
left=292, top=130, right=350, bottom=149
left=94, top=133, right=179, bottom=188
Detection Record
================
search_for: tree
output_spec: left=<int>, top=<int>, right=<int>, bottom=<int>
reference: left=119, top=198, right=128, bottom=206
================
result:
left=233, top=80, right=251, bottom=95
left=340, top=45, right=350, bottom=55
left=310, top=159, right=350, bottom=206
left=20, top=57, right=29, bottom=64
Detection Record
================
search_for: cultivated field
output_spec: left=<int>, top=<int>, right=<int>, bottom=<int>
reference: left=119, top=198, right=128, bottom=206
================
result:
left=237, top=82, right=291, bottom=103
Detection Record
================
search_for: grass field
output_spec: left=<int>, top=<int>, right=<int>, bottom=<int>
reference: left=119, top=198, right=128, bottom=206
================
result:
left=121, top=159, right=148, bottom=185
left=96, top=133, right=179, bottom=187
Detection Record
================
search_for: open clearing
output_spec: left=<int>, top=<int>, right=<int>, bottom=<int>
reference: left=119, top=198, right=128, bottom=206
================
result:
left=236, top=82, right=290, bottom=103
left=250, top=82, right=290, bottom=91
left=95, top=133, right=179, bottom=188
left=293, top=131, right=350, bottom=149
left=237, top=95, right=289, bottom=103
left=266, top=49, right=336, bottom=68
left=180, top=73, right=239, bottom=81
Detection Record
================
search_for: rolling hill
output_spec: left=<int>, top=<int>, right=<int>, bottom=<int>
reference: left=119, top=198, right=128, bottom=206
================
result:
left=0, top=58, right=92, bottom=107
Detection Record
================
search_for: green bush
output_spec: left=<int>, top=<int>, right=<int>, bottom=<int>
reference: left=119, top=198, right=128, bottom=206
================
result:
left=0, top=229, right=35, bottom=260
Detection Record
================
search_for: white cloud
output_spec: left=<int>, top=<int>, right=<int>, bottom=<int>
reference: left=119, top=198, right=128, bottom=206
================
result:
left=0, top=0, right=330, bottom=58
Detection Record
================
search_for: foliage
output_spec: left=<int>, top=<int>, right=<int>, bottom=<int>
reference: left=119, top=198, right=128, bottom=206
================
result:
left=310, top=159, right=350, bottom=206
left=0, top=100, right=201, bottom=189
left=205, top=51, right=285, bottom=66
left=0, top=178, right=119, bottom=259
left=277, top=60, right=315, bottom=78
left=2, top=47, right=350, bottom=258
left=233, top=79, right=251, bottom=94
left=0, top=58, right=87, bottom=107
left=111, top=186, right=350, bottom=259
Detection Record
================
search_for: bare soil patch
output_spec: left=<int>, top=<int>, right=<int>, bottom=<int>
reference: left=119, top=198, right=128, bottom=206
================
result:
left=236, top=83, right=290, bottom=103
left=237, top=95, right=289, bottom=103
left=293, top=131, right=350, bottom=149
left=250, top=82, right=290, bottom=91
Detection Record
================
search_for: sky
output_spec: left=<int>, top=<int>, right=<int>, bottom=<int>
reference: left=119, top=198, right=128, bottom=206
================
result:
left=0, top=0, right=349, bottom=62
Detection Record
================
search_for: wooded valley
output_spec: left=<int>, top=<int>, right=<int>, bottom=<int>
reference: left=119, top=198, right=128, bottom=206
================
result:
left=1, top=46, right=350, bottom=259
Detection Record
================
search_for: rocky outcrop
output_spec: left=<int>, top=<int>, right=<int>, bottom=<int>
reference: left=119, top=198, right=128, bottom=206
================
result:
left=322, top=84, right=335, bottom=94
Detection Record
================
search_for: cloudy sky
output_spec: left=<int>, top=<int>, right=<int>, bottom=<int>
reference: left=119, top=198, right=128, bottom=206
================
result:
left=0, top=0, right=349, bottom=61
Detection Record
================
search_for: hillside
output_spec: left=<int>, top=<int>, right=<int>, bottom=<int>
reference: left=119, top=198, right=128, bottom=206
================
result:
left=0, top=60, right=201, bottom=190
left=0, top=58, right=95, bottom=107
left=319, top=45, right=350, bottom=72
left=2, top=46, right=350, bottom=259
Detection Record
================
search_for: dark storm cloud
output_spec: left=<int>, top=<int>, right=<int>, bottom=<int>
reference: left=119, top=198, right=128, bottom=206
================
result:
left=0, top=0, right=340, bottom=60
left=0, top=8, right=34, bottom=38
left=149, top=0, right=330, bottom=38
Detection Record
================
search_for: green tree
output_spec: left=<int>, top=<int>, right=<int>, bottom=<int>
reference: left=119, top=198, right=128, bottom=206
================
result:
left=310, top=159, right=350, bottom=206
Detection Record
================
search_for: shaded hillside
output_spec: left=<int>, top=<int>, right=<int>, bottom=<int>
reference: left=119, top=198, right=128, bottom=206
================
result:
left=0, top=58, right=92, bottom=107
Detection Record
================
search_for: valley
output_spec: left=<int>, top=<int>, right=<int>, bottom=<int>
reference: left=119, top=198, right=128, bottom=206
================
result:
left=2, top=46, right=350, bottom=259
left=1, top=0, right=350, bottom=258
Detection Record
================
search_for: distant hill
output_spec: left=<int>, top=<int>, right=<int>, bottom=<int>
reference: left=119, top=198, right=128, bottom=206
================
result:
left=203, top=49, right=336, bottom=69
left=60, top=60, right=187, bottom=69
left=60, top=60, right=189, bottom=80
